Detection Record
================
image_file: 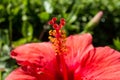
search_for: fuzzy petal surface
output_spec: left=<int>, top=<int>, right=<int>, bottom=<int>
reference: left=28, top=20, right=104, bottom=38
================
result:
left=9, top=42, right=60, bottom=80
left=64, top=33, right=94, bottom=80
left=5, top=68, right=37, bottom=80
left=74, top=46, right=120, bottom=80
left=11, top=42, right=55, bottom=65
left=65, top=33, right=93, bottom=69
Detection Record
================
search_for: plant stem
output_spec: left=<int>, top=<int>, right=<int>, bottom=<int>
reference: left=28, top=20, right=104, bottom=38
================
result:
left=9, top=16, right=12, bottom=47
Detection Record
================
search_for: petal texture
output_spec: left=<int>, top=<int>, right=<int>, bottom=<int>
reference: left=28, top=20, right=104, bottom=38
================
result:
left=11, top=42, right=55, bottom=65
left=75, top=46, right=120, bottom=80
left=5, top=68, right=36, bottom=80
left=65, top=33, right=93, bottom=69
left=64, top=33, right=94, bottom=79
left=10, top=42, right=60, bottom=80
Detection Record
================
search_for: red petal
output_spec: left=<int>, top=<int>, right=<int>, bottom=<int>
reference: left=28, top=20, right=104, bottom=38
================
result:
left=5, top=68, right=36, bottom=80
left=11, top=42, right=55, bottom=66
left=65, top=33, right=93, bottom=70
left=75, top=46, right=120, bottom=79
left=10, top=42, right=60, bottom=79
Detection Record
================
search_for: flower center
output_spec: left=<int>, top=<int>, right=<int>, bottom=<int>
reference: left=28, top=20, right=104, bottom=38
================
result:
left=48, top=17, right=68, bottom=80
left=48, top=17, right=66, bottom=55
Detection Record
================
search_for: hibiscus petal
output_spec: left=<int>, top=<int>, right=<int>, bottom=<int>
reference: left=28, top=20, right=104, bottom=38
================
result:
left=65, top=33, right=93, bottom=69
left=10, top=42, right=60, bottom=80
left=11, top=42, right=55, bottom=65
left=5, top=68, right=37, bottom=80
left=75, top=46, right=120, bottom=79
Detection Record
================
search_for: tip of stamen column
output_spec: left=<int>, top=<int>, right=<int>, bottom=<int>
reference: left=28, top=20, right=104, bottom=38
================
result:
left=48, top=17, right=67, bottom=54
left=48, top=17, right=66, bottom=30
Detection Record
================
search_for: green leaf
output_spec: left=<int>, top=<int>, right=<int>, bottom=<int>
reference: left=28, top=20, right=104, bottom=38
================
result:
left=0, top=29, right=9, bottom=45
left=68, top=15, right=77, bottom=23
left=22, top=21, right=33, bottom=41
left=0, top=5, right=4, bottom=10
left=13, top=38, right=27, bottom=47
left=113, top=38, right=120, bottom=50
left=12, top=7, right=20, bottom=15
left=38, top=12, right=50, bottom=21
left=0, top=18, right=5, bottom=23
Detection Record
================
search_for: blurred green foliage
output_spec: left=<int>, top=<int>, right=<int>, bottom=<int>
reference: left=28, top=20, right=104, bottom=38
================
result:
left=0, top=0, right=120, bottom=79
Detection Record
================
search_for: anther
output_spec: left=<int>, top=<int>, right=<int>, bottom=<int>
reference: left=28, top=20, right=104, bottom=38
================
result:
left=48, top=17, right=67, bottom=55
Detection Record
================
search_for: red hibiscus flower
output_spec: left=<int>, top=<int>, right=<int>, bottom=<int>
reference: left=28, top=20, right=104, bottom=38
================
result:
left=6, top=18, right=120, bottom=80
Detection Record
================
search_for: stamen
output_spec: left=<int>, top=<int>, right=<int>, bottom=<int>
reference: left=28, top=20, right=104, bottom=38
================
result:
left=48, top=17, right=68, bottom=80
left=48, top=17, right=67, bottom=55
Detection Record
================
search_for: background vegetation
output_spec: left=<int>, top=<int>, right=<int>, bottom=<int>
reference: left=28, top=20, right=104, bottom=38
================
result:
left=0, top=0, right=120, bottom=80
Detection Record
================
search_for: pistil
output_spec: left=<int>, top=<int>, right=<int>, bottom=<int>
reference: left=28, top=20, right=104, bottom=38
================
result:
left=48, top=17, right=68, bottom=80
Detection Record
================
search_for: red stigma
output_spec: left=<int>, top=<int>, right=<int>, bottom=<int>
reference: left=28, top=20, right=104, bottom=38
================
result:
left=48, top=17, right=66, bottom=30
left=48, top=20, right=54, bottom=25
left=52, top=17, right=57, bottom=21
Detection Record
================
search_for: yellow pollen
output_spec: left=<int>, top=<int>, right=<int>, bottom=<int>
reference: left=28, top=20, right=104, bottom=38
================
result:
left=49, top=29, right=67, bottom=55
left=48, top=17, right=67, bottom=55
